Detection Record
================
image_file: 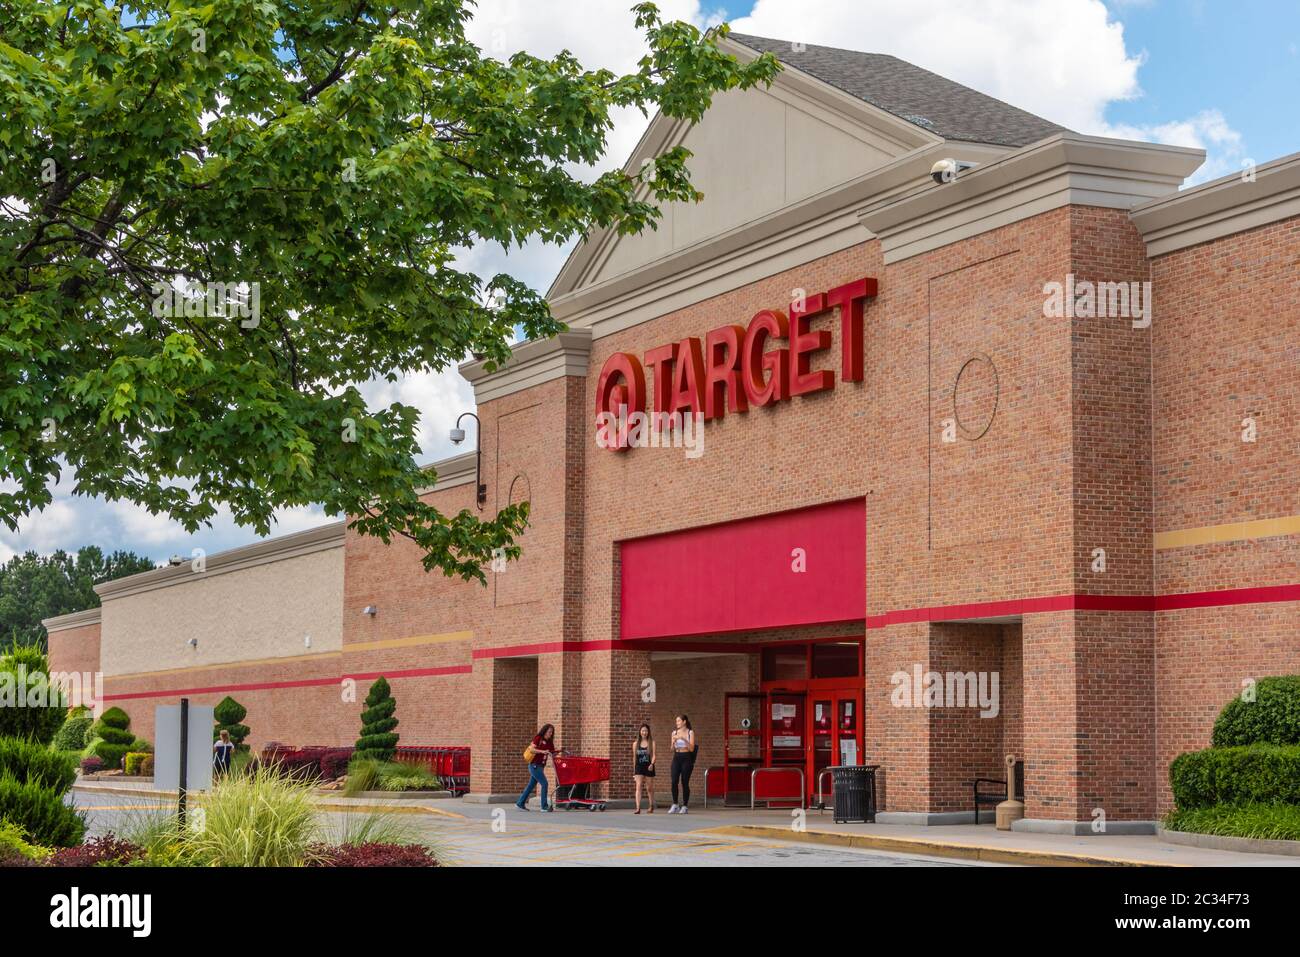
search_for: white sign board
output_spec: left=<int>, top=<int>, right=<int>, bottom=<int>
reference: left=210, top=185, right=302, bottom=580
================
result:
left=154, top=704, right=215, bottom=793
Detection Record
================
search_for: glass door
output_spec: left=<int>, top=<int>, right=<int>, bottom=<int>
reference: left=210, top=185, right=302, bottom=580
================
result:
left=835, top=693, right=861, bottom=767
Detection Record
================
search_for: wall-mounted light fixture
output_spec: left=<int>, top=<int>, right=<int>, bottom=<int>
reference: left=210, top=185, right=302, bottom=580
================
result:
left=362, top=605, right=377, bottom=617
left=304, top=634, right=312, bottom=648
left=449, top=411, right=487, bottom=509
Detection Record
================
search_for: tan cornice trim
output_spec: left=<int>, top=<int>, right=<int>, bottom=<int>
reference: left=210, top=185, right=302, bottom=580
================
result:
left=1131, top=151, right=1300, bottom=257
left=94, top=521, right=345, bottom=602
left=415, top=450, right=478, bottom=495
left=458, top=329, right=593, bottom=405
left=43, top=607, right=102, bottom=633
left=857, top=132, right=1205, bottom=264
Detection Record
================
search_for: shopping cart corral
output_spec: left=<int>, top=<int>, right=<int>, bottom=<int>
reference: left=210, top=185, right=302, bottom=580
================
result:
left=553, top=755, right=609, bottom=811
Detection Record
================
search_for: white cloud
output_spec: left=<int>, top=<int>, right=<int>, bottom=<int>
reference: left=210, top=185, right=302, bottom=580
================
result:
left=731, top=0, right=1243, bottom=183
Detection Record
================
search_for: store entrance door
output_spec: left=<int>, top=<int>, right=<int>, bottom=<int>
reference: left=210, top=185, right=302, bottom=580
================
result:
left=760, top=639, right=864, bottom=803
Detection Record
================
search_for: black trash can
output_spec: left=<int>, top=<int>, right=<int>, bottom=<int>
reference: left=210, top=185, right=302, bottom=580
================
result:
left=830, top=765, right=877, bottom=823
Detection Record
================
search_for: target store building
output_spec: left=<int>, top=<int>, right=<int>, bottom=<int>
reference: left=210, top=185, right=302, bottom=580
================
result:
left=47, top=35, right=1300, bottom=832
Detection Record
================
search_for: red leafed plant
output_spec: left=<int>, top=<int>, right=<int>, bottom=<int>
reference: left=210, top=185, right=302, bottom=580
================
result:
left=48, top=835, right=143, bottom=867
left=308, top=842, right=438, bottom=867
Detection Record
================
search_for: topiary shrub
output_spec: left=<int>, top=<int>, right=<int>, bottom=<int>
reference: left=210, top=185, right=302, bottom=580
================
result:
left=0, top=772, right=86, bottom=847
left=0, top=737, right=77, bottom=793
left=52, top=709, right=94, bottom=752
left=1212, top=675, right=1300, bottom=747
left=354, top=677, right=399, bottom=762
left=213, top=696, right=252, bottom=752
left=1170, top=743, right=1300, bottom=810
left=0, top=646, right=67, bottom=745
left=90, top=706, right=134, bottom=770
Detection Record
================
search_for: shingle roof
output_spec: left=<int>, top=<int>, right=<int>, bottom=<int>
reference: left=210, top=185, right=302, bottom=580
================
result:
left=730, top=33, right=1069, bottom=148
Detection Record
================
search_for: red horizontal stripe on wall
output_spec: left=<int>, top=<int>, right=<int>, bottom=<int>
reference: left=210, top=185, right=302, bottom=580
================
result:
left=103, top=665, right=471, bottom=702
left=1154, top=582, right=1300, bottom=610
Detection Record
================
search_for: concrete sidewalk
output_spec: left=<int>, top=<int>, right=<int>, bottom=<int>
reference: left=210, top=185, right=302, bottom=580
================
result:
left=73, top=778, right=1300, bottom=866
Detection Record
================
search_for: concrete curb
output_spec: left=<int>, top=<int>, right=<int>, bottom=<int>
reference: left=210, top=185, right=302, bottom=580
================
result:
left=71, top=782, right=464, bottom=819
left=697, top=824, right=1170, bottom=867
left=1157, top=824, right=1300, bottom=857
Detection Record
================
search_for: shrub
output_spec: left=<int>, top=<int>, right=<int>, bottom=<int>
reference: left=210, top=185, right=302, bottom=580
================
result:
left=354, top=677, right=399, bottom=762
left=0, top=737, right=77, bottom=793
left=1212, top=676, right=1300, bottom=747
left=308, top=842, right=438, bottom=867
left=52, top=711, right=94, bottom=752
left=48, top=834, right=143, bottom=867
left=213, top=696, right=251, bottom=751
left=0, top=646, right=66, bottom=745
left=0, top=772, right=86, bottom=847
left=1164, top=802, right=1300, bottom=842
left=0, top=817, right=53, bottom=862
left=1170, top=743, right=1300, bottom=810
left=123, top=752, right=154, bottom=777
left=184, top=767, right=320, bottom=867
left=79, top=756, right=103, bottom=775
left=129, top=738, right=152, bottom=754
left=344, top=758, right=440, bottom=795
left=91, top=707, right=133, bottom=770
left=319, top=748, right=353, bottom=780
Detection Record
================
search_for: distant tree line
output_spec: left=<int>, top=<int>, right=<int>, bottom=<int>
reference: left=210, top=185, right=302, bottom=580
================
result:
left=0, top=547, right=156, bottom=652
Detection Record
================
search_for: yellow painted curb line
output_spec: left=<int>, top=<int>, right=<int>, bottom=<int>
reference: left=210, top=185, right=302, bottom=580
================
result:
left=696, top=825, right=1176, bottom=867
left=72, top=783, right=464, bottom=819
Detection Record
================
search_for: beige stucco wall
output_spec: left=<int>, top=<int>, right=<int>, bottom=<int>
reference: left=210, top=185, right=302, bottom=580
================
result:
left=99, top=545, right=344, bottom=677
left=593, top=83, right=910, bottom=284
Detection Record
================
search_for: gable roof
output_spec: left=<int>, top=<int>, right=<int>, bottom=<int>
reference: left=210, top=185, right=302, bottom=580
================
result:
left=729, top=33, right=1068, bottom=148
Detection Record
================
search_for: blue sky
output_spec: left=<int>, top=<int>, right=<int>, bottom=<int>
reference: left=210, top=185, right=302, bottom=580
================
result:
left=5, top=0, right=1298, bottom=568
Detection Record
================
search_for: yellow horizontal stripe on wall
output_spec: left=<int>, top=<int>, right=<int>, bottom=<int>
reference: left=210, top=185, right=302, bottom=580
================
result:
left=105, top=650, right=342, bottom=682
left=345, top=630, right=473, bottom=653
left=1155, top=514, right=1300, bottom=550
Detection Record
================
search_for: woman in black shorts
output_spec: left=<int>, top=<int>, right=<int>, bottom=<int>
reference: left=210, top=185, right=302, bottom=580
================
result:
left=632, top=722, right=656, bottom=813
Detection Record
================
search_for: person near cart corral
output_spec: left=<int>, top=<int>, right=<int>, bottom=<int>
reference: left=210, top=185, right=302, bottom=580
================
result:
left=632, top=722, right=657, bottom=813
left=668, top=714, right=697, bottom=814
left=212, top=729, right=236, bottom=777
left=516, top=723, right=562, bottom=811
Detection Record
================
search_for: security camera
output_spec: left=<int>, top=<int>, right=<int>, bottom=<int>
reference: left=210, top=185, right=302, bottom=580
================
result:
left=931, top=158, right=976, bottom=185
left=449, top=427, right=466, bottom=445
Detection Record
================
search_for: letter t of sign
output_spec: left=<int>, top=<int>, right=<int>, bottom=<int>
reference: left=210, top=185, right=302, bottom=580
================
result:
left=825, top=277, right=877, bottom=383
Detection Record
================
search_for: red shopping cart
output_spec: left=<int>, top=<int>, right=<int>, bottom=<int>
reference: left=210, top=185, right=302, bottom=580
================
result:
left=553, top=755, right=609, bottom=811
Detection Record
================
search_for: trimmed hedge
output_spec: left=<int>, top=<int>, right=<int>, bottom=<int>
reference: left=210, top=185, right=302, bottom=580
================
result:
left=124, top=752, right=154, bottom=777
left=0, top=737, right=77, bottom=792
left=52, top=711, right=94, bottom=752
left=0, top=646, right=66, bottom=745
left=0, top=773, right=86, bottom=847
left=91, top=707, right=134, bottom=771
left=214, top=696, right=251, bottom=751
left=1212, top=675, right=1300, bottom=747
left=1170, top=743, right=1300, bottom=810
left=354, top=677, right=399, bottom=762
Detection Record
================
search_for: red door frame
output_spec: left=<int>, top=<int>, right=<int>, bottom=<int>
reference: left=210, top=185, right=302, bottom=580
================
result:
left=758, top=637, right=864, bottom=801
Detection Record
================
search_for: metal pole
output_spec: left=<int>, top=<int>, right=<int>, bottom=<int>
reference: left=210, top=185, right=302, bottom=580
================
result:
left=178, top=697, right=189, bottom=829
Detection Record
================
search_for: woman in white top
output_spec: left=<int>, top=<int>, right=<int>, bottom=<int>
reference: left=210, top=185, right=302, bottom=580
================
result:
left=668, top=714, right=697, bottom=814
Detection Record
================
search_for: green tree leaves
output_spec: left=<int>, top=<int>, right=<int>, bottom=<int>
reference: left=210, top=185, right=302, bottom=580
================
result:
left=0, top=2, right=778, bottom=580
left=0, top=546, right=155, bottom=651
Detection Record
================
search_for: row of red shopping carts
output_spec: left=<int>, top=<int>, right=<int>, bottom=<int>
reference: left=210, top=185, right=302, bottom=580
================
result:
left=395, top=746, right=471, bottom=796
